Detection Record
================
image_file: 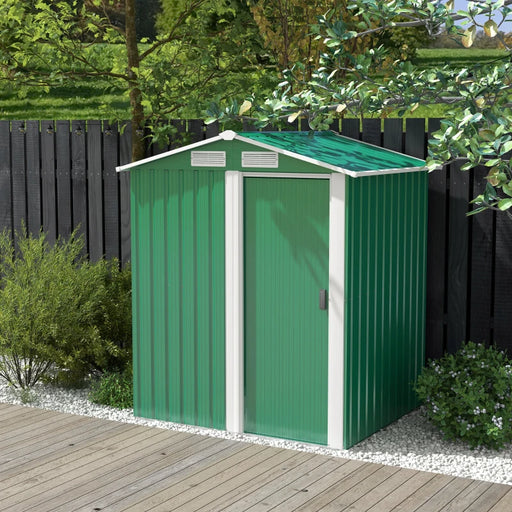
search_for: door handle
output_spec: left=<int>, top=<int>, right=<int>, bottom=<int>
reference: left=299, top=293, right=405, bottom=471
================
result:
left=319, top=289, right=327, bottom=310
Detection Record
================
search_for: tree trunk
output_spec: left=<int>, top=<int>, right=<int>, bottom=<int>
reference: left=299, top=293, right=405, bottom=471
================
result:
left=125, top=0, right=145, bottom=162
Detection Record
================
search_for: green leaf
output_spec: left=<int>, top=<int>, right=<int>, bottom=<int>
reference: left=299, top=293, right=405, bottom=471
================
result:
left=498, top=198, right=512, bottom=210
left=502, top=183, right=512, bottom=197
left=288, top=111, right=301, bottom=123
left=501, top=140, right=512, bottom=155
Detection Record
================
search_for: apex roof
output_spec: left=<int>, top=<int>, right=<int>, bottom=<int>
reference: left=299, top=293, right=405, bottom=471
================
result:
left=116, top=130, right=425, bottom=177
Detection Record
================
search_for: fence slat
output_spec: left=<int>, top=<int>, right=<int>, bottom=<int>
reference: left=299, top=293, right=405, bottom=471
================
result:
left=103, top=121, right=120, bottom=260
left=119, top=121, right=131, bottom=266
left=0, top=121, right=12, bottom=235
left=87, top=120, right=103, bottom=261
left=205, top=121, right=220, bottom=139
left=41, top=121, right=57, bottom=245
left=468, top=166, right=494, bottom=345
left=187, top=119, right=204, bottom=143
left=26, top=121, right=41, bottom=235
left=341, top=118, right=360, bottom=139
left=11, top=121, right=26, bottom=236
left=446, top=160, right=470, bottom=353
left=56, top=120, right=72, bottom=238
left=405, top=118, right=426, bottom=159
left=383, top=119, right=403, bottom=152
left=71, top=120, right=87, bottom=252
left=494, top=211, right=512, bottom=353
left=425, top=119, right=447, bottom=359
left=170, top=120, right=187, bottom=149
left=362, top=118, right=381, bottom=146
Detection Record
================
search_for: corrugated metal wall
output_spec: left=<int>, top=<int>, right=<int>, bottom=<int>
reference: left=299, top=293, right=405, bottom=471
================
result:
left=344, top=171, right=428, bottom=448
left=131, top=167, right=225, bottom=429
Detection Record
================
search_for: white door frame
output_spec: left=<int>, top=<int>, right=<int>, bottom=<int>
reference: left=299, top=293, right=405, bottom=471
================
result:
left=225, top=171, right=345, bottom=449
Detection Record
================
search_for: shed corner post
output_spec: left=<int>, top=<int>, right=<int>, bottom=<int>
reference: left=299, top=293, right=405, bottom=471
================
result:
left=328, top=172, right=346, bottom=449
left=225, top=170, right=244, bottom=433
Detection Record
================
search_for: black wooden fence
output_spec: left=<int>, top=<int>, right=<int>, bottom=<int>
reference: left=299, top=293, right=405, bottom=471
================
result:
left=0, top=118, right=510, bottom=357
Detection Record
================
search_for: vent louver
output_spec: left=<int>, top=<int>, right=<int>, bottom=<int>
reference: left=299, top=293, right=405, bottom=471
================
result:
left=191, top=151, right=226, bottom=167
left=242, top=151, right=279, bottom=168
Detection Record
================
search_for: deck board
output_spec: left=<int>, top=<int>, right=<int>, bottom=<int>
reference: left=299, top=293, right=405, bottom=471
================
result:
left=0, top=403, right=511, bottom=511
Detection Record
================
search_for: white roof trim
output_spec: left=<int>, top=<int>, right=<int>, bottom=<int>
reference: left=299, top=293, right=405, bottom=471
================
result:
left=116, top=130, right=426, bottom=176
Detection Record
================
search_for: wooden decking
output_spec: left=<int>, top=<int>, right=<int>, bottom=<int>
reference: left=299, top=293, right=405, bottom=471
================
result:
left=1, top=403, right=511, bottom=512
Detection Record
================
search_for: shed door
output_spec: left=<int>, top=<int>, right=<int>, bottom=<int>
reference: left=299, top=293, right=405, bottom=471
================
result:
left=244, top=177, right=329, bottom=444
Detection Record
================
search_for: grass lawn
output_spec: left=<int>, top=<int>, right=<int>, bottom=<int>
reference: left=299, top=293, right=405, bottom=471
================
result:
left=414, top=48, right=508, bottom=68
left=0, top=83, right=130, bottom=120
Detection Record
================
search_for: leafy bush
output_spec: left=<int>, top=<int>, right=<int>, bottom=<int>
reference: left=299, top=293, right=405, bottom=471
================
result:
left=415, top=342, right=512, bottom=450
left=84, top=259, right=132, bottom=378
left=89, top=370, right=133, bottom=409
left=0, top=229, right=131, bottom=389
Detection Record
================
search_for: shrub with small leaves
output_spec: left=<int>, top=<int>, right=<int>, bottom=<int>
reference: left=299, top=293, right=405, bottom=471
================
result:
left=0, top=228, right=131, bottom=389
left=89, top=370, right=133, bottom=409
left=415, top=342, right=512, bottom=450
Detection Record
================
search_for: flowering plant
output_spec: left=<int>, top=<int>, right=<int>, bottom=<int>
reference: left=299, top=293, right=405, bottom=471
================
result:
left=415, top=342, right=512, bottom=450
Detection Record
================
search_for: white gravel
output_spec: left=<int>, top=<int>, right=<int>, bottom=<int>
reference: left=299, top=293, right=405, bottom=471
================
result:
left=1, top=382, right=511, bottom=486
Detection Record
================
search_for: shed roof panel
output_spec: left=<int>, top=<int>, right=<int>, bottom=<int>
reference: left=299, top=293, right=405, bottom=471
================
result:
left=239, top=131, right=425, bottom=172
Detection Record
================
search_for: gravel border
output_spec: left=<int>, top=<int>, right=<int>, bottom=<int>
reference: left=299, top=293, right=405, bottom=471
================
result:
left=1, top=382, right=511, bottom=485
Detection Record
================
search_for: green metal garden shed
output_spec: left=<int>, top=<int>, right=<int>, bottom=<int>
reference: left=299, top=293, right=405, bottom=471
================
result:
left=117, top=130, right=427, bottom=449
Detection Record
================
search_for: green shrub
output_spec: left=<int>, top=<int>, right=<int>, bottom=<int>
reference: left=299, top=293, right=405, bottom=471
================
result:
left=415, top=342, right=512, bottom=450
left=93, top=260, right=132, bottom=374
left=89, top=370, right=133, bottom=409
left=0, top=229, right=129, bottom=388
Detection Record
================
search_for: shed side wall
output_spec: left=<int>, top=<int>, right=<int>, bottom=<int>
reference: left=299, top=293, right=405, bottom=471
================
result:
left=344, top=171, right=428, bottom=448
left=131, top=167, right=225, bottom=429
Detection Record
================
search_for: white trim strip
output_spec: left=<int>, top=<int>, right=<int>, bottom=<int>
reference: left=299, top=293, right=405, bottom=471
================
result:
left=225, top=171, right=244, bottom=433
left=328, top=173, right=345, bottom=449
left=349, top=166, right=426, bottom=177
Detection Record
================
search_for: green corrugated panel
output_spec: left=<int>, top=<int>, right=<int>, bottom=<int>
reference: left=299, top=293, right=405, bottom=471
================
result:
left=131, top=167, right=225, bottom=429
left=244, top=177, right=329, bottom=445
left=344, top=171, right=427, bottom=448
left=240, top=131, right=425, bottom=172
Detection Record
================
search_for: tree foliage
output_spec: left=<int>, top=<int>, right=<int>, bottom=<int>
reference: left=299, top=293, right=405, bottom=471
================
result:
left=153, top=0, right=275, bottom=134
left=247, top=0, right=428, bottom=80
left=0, top=0, right=274, bottom=161
left=211, top=0, right=512, bottom=216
